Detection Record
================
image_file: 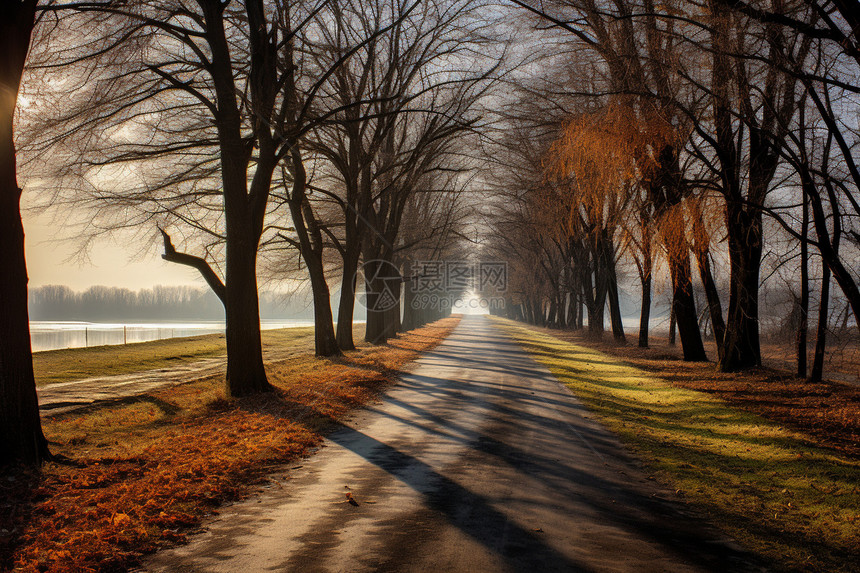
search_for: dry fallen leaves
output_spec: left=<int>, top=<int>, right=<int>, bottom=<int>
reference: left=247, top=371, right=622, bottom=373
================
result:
left=0, top=318, right=459, bottom=572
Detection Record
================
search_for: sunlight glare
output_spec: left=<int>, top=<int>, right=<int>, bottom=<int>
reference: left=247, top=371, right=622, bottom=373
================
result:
left=456, top=291, right=490, bottom=315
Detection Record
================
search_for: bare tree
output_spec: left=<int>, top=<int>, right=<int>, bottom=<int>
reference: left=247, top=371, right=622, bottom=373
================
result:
left=23, top=1, right=386, bottom=387
left=0, top=0, right=49, bottom=466
left=303, top=0, right=499, bottom=347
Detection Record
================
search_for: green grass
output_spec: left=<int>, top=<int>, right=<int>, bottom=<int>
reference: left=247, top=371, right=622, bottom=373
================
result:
left=492, top=317, right=860, bottom=573
left=33, top=327, right=316, bottom=386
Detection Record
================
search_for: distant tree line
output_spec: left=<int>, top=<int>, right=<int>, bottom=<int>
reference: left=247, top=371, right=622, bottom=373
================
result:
left=28, top=285, right=312, bottom=322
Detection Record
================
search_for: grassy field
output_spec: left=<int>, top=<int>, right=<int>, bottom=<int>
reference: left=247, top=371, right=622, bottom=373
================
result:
left=2, top=318, right=459, bottom=572
left=33, top=327, right=320, bottom=386
left=493, top=317, right=860, bottom=573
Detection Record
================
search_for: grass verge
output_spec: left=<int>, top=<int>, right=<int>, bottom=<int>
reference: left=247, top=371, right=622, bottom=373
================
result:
left=492, top=317, right=860, bottom=573
left=33, top=327, right=320, bottom=386
left=556, top=330, right=860, bottom=457
left=1, top=317, right=459, bottom=572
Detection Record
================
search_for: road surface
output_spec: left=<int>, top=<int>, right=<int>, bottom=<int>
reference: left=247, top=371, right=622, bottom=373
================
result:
left=143, top=315, right=756, bottom=573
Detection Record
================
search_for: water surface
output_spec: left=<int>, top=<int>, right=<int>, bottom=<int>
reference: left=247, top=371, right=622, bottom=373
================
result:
left=30, top=319, right=314, bottom=352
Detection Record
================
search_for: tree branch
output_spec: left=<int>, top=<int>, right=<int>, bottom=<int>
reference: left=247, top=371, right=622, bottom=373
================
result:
left=159, top=227, right=226, bottom=303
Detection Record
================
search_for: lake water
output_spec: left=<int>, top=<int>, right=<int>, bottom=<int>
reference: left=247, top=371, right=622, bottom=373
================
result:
left=30, top=319, right=315, bottom=352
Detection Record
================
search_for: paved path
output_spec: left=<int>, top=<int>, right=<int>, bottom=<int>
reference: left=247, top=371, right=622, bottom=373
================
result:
left=143, top=315, right=756, bottom=573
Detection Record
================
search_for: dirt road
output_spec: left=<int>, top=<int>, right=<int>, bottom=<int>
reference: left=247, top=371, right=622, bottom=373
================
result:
left=143, top=315, right=756, bottom=572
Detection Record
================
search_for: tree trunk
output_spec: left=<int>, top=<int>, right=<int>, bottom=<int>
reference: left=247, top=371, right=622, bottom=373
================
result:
left=388, top=291, right=402, bottom=335
left=584, top=266, right=605, bottom=335
left=336, top=244, right=360, bottom=350
left=669, top=250, right=708, bottom=361
left=808, top=184, right=860, bottom=337
left=661, top=214, right=707, bottom=360
left=583, top=277, right=596, bottom=331
left=801, top=99, right=844, bottom=367
left=797, top=196, right=809, bottom=378
left=0, top=1, right=50, bottom=466
left=690, top=198, right=725, bottom=352
left=693, top=248, right=726, bottom=353
left=402, top=266, right=421, bottom=331
left=363, top=258, right=399, bottom=344
left=593, top=298, right=605, bottom=333
left=638, top=216, right=653, bottom=347
left=309, top=267, right=340, bottom=357
left=576, top=285, right=585, bottom=329
left=223, top=241, right=271, bottom=395
left=605, top=239, right=626, bottom=343
left=810, top=259, right=831, bottom=382
left=289, top=200, right=340, bottom=357
left=388, top=263, right=402, bottom=335
left=638, top=272, right=651, bottom=348
left=547, top=297, right=558, bottom=328
left=719, top=205, right=762, bottom=371
left=0, top=182, right=47, bottom=466
left=220, top=134, right=272, bottom=395
left=669, top=305, right=677, bottom=346
left=533, top=297, right=545, bottom=326
left=564, top=291, right=574, bottom=328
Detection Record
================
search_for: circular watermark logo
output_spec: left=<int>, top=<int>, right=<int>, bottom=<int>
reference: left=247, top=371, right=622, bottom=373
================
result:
left=355, top=259, right=403, bottom=312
